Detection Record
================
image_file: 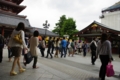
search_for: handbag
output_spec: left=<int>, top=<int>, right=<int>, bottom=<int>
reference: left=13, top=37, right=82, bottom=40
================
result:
left=24, top=51, right=33, bottom=64
left=13, top=31, right=22, bottom=44
left=106, top=62, right=115, bottom=77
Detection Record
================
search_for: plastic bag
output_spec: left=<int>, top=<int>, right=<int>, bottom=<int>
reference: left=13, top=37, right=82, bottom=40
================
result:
left=106, top=63, right=115, bottom=77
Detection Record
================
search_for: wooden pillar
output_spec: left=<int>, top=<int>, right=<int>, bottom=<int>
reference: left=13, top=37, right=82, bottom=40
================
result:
left=2, top=27, right=4, bottom=36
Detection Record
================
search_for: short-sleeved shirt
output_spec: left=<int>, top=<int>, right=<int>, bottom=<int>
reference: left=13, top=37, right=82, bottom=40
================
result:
left=61, top=39, right=67, bottom=47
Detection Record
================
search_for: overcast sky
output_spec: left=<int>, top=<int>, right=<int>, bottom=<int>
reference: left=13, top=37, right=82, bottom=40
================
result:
left=20, top=0, right=119, bottom=31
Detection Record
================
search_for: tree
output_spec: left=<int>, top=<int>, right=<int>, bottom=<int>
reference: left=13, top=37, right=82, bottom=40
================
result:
left=52, top=15, right=78, bottom=39
left=54, top=15, right=67, bottom=36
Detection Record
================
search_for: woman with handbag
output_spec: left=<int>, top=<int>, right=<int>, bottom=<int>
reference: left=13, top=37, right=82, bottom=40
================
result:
left=8, top=22, right=28, bottom=76
left=29, top=30, right=39, bottom=69
left=96, top=33, right=112, bottom=80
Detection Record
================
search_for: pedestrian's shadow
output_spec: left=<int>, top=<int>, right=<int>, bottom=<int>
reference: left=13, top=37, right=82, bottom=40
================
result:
left=84, top=77, right=99, bottom=80
left=113, top=74, right=120, bottom=79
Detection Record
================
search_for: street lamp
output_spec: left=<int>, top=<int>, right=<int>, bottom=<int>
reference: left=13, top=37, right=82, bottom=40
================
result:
left=43, top=20, right=50, bottom=37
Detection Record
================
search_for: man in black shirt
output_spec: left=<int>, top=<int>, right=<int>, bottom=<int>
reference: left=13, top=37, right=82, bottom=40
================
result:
left=46, top=37, right=53, bottom=58
left=90, top=38, right=97, bottom=65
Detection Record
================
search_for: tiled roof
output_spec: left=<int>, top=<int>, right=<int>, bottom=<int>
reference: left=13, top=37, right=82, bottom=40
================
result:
left=102, top=1, right=120, bottom=12
left=78, top=21, right=120, bottom=34
left=0, top=13, right=31, bottom=27
left=28, top=27, right=59, bottom=37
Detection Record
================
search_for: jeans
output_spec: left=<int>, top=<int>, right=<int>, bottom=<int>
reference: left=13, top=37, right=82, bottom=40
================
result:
left=61, top=47, right=66, bottom=58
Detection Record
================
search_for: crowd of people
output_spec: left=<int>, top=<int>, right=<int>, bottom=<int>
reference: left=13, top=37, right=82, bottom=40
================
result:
left=0, top=22, right=120, bottom=80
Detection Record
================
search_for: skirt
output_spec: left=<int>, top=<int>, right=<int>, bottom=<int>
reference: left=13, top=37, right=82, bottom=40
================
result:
left=11, top=47, right=22, bottom=57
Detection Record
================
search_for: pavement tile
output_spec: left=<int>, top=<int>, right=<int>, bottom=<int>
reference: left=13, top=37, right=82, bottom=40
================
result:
left=1, top=48, right=120, bottom=80
left=41, top=74, right=53, bottom=78
left=24, top=74, right=42, bottom=80
left=52, top=75, right=62, bottom=79
left=38, top=77, right=52, bottom=80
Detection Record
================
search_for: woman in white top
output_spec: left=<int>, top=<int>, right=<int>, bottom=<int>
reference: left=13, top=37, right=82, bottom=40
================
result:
left=97, top=33, right=112, bottom=80
left=30, top=30, right=39, bottom=68
left=8, top=22, right=28, bottom=76
left=54, top=38, right=59, bottom=58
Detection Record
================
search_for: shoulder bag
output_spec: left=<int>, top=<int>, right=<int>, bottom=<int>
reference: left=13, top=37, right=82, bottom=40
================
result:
left=13, top=31, right=22, bottom=44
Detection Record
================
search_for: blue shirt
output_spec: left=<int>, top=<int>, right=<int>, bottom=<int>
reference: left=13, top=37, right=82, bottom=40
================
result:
left=61, top=39, right=67, bottom=47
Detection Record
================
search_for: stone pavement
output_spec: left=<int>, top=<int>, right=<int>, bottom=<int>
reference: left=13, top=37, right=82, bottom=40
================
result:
left=0, top=48, right=120, bottom=80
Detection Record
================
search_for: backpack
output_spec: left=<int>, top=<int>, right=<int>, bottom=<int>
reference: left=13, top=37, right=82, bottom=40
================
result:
left=71, top=42, right=74, bottom=49
left=90, top=42, right=96, bottom=50
left=39, top=41, right=45, bottom=50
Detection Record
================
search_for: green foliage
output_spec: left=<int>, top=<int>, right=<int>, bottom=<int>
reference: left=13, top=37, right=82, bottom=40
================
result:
left=52, top=15, right=78, bottom=38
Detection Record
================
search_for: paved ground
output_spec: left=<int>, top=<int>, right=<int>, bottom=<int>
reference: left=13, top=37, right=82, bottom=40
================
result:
left=0, top=48, right=120, bottom=80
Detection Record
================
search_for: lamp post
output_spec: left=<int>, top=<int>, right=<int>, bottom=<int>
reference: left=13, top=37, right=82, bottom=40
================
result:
left=43, top=20, right=50, bottom=37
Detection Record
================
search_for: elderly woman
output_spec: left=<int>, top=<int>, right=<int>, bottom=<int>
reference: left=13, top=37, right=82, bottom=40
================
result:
left=30, top=30, right=39, bottom=69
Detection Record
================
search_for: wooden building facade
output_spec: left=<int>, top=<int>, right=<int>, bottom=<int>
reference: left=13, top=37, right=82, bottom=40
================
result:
left=76, top=21, right=120, bottom=53
left=0, top=0, right=31, bottom=38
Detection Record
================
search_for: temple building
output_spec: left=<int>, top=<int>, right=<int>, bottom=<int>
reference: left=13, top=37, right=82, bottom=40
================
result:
left=0, top=0, right=31, bottom=37
left=76, top=1, right=120, bottom=53
left=0, top=0, right=58, bottom=37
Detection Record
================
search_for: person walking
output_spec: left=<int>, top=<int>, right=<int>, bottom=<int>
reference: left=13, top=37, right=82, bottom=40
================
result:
left=90, top=38, right=97, bottom=65
left=66, top=39, right=70, bottom=55
left=54, top=38, right=59, bottom=58
left=8, top=22, right=28, bottom=76
left=51, top=37, right=55, bottom=54
left=82, top=41, right=87, bottom=57
left=61, top=37, right=67, bottom=58
left=119, top=53, right=120, bottom=77
left=8, top=46, right=12, bottom=62
left=96, top=33, right=112, bottom=80
left=0, top=32, right=4, bottom=63
left=68, top=39, right=74, bottom=57
left=46, top=37, right=53, bottom=58
left=29, top=30, right=39, bottom=69
left=39, top=37, right=45, bottom=57
left=118, top=42, right=120, bottom=77
left=77, top=41, right=82, bottom=53
left=58, top=39, right=62, bottom=54
left=70, top=39, right=75, bottom=57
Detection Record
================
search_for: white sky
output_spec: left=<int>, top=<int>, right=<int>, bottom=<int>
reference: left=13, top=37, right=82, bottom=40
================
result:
left=20, top=0, right=120, bottom=31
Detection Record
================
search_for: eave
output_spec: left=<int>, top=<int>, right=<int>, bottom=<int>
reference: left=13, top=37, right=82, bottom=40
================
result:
left=0, top=10, right=27, bottom=18
left=0, top=0, right=26, bottom=14
left=77, top=21, right=120, bottom=36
